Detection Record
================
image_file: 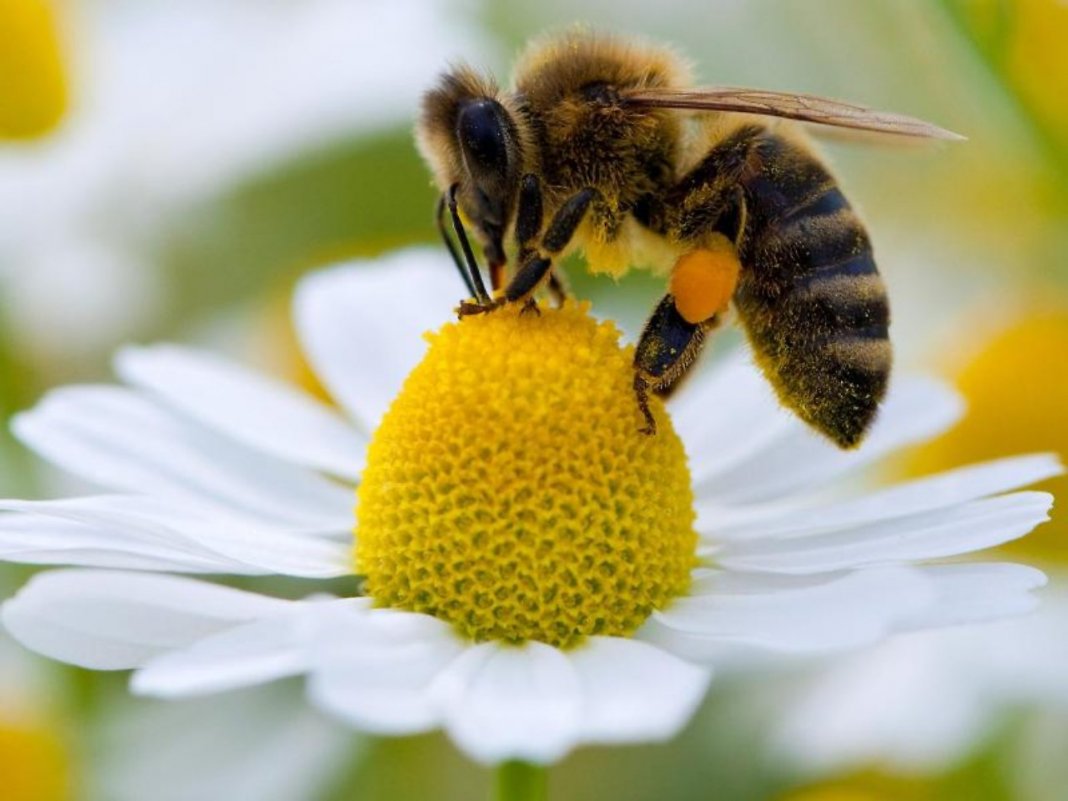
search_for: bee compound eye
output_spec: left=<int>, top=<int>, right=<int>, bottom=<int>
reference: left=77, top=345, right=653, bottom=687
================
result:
left=456, top=99, right=510, bottom=175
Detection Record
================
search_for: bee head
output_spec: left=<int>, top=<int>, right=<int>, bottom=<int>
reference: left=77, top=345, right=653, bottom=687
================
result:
left=417, top=67, right=526, bottom=266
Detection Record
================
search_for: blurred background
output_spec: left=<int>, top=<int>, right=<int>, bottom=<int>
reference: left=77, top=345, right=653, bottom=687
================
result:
left=1, top=0, right=1066, bottom=799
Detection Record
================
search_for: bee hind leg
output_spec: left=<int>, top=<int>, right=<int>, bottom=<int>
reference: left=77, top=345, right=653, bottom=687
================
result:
left=634, top=295, right=722, bottom=434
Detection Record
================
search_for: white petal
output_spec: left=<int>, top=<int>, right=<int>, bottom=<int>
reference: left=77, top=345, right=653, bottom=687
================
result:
left=0, top=510, right=245, bottom=574
left=311, top=617, right=714, bottom=761
left=96, top=684, right=356, bottom=801
left=1, top=570, right=289, bottom=669
left=308, top=608, right=465, bottom=735
left=294, top=249, right=460, bottom=433
left=647, top=567, right=934, bottom=657
left=771, top=634, right=991, bottom=774
left=703, top=453, right=1063, bottom=543
left=13, top=386, right=354, bottom=529
left=132, top=620, right=308, bottom=697
left=902, top=563, right=1047, bottom=629
left=132, top=599, right=360, bottom=697
left=433, top=641, right=583, bottom=765
left=116, top=344, right=366, bottom=480
left=669, top=351, right=795, bottom=487
left=0, top=495, right=352, bottom=578
left=692, top=375, right=963, bottom=505
left=712, top=492, right=1053, bottom=574
left=568, top=637, right=711, bottom=744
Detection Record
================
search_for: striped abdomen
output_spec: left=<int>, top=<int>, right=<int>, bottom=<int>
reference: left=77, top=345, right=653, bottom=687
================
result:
left=733, top=129, right=890, bottom=448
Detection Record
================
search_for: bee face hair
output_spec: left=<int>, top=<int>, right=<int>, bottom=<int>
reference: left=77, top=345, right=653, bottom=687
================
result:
left=416, top=68, right=529, bottom=255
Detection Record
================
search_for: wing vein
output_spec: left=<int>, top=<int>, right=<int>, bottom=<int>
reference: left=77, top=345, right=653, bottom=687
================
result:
left=623, top=87, right=964, bottom=141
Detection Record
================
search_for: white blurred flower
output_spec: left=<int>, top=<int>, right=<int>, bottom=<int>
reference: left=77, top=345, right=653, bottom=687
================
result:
left=0, top=249, right=1056, bottom=765
left=0, top=0, right=488, bottom=356
left=92, top=683, right=358, bottom=801
left=772, top=582, right=1068, bottom=776
left=0, top=622, right=355, bottom=801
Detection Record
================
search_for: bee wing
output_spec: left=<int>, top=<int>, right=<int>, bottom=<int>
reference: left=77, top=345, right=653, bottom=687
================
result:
left=623, top=87, right=964, bottom=141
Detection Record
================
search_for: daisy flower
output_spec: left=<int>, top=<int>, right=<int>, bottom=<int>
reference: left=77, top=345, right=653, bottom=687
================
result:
left=0, top=248, right=1057, bottom=773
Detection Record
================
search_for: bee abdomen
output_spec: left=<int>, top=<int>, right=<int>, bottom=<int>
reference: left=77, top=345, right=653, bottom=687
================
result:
left=735, top=135, right=890, bottom=448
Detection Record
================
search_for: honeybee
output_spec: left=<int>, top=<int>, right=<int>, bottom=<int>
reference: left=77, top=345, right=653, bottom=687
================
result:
left=416, top=31, right=960, bottom=448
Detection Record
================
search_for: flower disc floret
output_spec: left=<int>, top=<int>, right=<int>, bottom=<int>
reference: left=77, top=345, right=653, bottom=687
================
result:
left=355, top=301, right=697, bottom=648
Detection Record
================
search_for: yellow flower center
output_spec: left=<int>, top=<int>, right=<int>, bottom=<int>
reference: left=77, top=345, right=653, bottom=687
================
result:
left=355, top=302, right=696, bottom=648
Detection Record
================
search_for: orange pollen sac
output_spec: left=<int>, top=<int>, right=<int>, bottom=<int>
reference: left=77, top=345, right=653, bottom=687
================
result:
left=668, top=243, right=741, bottom=325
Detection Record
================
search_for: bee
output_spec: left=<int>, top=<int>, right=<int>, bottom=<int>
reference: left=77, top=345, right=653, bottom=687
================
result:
left=416, top=31, right=960, bottom=448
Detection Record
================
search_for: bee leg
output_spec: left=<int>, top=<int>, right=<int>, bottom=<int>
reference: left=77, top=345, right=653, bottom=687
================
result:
left=501, top=187, right=599, bottom=305
left=670, top=127, right=890, bottom=447
left=488, top=259, right=507, bottom=293
left=515, top=174, right=544, bottom=253
left=460, top=187, right=598, bottom=319
left=633, top=373, right=656, bottom=435
left=498, top=254, right=552, bottom=306
left=456, top=296, right=505, bottom=317
left=633, top=295, right=720, bottom=435
left=547, top=271, right=569, bottom=307
left=515, top=173, right=569, bottom=307
left=512, top=173, right=550, bottom=305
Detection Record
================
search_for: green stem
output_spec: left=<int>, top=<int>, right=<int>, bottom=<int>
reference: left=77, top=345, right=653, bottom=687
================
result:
left=0, top=305, right=38, bottom=497
left=494, top=761, right=547, bottom=801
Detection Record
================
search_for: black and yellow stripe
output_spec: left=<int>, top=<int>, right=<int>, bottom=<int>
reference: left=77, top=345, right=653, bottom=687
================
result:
left=734, top=130, right=890, bottom=448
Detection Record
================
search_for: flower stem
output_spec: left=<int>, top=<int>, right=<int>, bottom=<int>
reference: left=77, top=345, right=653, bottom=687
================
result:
left=494, top=761, right=547, bottom=801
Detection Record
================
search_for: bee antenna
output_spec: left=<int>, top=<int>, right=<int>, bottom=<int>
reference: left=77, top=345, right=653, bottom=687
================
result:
left=445, top=185, right=492, bottom=305
left=436, top=193, right=478, bottom=299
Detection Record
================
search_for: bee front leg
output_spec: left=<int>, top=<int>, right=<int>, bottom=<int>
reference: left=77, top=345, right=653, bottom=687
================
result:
left=511, top=187, right=599, bottom=302
left=516, top=175, right=568, bottom=308
left=634, top=295, right=722, bottom=435
left=515, top=174, right=544, bottom=253
left=458, top=250, right=553, bottom=318
left=459, top=186, right=597, bottom=318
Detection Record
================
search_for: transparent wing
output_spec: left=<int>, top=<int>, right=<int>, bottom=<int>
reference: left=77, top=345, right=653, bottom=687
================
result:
left=623, top=87, right=964, bottom=140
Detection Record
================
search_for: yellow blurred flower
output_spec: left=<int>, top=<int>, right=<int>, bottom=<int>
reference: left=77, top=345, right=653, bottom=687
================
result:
left=949, top=0, right=1068, bottom=147
left=1001, top=0, right=1068, bottom=144
left=780, top=772, right=936, bottom=801
left=907, top=304, right=1068, bottom=561
left=0, top=0, right=68, bottom=139
left=0, top=720, right=70, bottom=801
